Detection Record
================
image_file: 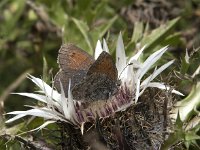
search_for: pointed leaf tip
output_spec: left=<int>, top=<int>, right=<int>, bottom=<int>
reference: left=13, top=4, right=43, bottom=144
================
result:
left=103, top=38, right=109, bottom=53
left=95, top=40, right=103, bottom=59
left=116, top=32, right=126, bottom=74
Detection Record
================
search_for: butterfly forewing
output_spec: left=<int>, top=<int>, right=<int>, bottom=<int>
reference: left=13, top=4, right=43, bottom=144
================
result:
left=58, top=44, right=94, bottom=71
left=87, top=51, right=118, bottom=81
left=54, top=44, right=94, bottom=96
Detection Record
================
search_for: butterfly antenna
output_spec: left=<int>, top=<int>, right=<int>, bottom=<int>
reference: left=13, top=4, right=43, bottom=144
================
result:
left=118, top=63, right=133, bottom=79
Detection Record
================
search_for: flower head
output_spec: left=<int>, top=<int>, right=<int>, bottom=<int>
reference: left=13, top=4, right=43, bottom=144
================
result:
left=6, top=34, right=183, bottom=130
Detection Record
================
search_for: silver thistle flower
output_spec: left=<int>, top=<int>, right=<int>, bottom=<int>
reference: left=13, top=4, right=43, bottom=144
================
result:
left=6, top=33, right=183, bottom=131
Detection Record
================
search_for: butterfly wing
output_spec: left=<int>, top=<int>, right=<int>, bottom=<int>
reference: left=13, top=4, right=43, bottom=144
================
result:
left=87, top=51, right=118, bottom=81
left=54, top=44, right=94, bottom=96
left=72, top=73, right=118, bottom=101
left=72, top=51, right=118, bottom=101
left=58, top=44, right=94, bottom=71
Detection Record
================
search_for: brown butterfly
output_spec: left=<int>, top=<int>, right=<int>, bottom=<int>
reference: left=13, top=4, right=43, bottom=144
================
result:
left=54, top=44, right=119, bottom=101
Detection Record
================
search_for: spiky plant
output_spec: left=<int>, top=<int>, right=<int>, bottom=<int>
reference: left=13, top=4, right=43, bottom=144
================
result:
left=5, top=34, right=188, bottom=150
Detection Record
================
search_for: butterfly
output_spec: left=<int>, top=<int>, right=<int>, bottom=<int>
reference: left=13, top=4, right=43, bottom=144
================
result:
left=54, top=44, right=119, bottom=101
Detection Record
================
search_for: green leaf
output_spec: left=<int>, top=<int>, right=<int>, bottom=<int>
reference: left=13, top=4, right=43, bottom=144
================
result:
left=47, top=1, right=69, bottom=27
left=171, top=82, right=200, bottom=122
left=185, top=131, right=200, bottom=141
left=91, top=15, right=118, bottom=47
left=93, top=15, right=118, bottom=41
left=131, top=21, right=144, bottom=43
left=72, top=18, right=93, bottom=54
left=2, top=122, right=26, bottom=135
left=98, top=15, right=118, bottom=39
left=141, top=17, right=180, bottom=52
left=184, top=131, right=200, bottom=149
left=77, top=0, right=93, bottom=10
left=180, top=50, right=190, bottom=75
left=126, top=22, right=144, bottom=56
left=161, top=131, right=184, bottom=150
left=2, top=0, right=26, bottom=40
left=42, top=56, right=48, bottom=83
left=175, top=111, right=184, bottom=129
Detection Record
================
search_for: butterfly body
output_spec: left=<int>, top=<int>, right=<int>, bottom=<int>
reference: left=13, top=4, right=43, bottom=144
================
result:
left=54, top=44, right=119, bottom=102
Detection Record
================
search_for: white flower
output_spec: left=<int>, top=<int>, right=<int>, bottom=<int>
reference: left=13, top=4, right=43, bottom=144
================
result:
left=6, top=33, right=183, bottom=129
